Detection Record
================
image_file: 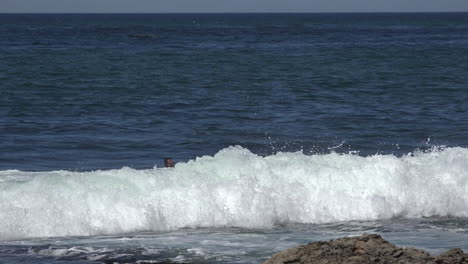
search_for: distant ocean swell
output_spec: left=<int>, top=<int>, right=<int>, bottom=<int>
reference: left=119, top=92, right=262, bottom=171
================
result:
left=1, top=146, right=467, bottom=240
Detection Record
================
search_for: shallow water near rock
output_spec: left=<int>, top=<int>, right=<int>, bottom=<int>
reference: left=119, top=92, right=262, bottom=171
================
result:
left=1, top=218, right=468, bottom=264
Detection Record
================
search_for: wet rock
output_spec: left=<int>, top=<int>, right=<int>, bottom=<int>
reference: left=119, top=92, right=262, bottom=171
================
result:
left=436, top=249, right=467, bottom=264
left=262, top=234, right=468, bottom=264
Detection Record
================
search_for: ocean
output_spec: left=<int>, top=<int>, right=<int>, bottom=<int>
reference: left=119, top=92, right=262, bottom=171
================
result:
left=1, top=13, right=468, bottom=263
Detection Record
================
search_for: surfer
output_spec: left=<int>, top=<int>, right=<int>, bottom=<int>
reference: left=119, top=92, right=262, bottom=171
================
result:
left=164, top=158, right=175, bottom=168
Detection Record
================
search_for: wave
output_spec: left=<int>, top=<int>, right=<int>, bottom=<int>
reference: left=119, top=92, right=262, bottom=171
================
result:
left=1, top=146, right=468, bottom=240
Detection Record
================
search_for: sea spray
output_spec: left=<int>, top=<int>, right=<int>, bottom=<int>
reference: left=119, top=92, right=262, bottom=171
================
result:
left=1, top=146, right=468, bottom=240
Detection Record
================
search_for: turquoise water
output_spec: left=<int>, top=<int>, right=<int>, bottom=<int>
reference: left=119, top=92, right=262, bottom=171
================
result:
left=1, top=13, right=468, bottom=263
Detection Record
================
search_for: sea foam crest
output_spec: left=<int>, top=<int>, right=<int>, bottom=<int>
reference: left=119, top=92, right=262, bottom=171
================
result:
left=1, top=146, right=468, bottom=240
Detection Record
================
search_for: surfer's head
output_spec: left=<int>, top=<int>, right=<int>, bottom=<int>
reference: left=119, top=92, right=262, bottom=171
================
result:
left=164, top=158, right=175, bottom=168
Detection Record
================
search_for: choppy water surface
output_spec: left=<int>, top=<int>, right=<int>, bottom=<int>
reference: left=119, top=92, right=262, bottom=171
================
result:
left=1, top=219, right=468, bottom=264
left=2, top=13, right=468, bottom=170
left=1, top=13, right=468, bottom=263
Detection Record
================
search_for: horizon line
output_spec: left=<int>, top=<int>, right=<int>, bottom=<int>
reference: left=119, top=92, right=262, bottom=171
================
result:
left=1, top=11, right=468, bottom=14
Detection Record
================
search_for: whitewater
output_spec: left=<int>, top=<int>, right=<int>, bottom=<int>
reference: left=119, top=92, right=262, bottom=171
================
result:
left=1, top=146, right=467, bottom=241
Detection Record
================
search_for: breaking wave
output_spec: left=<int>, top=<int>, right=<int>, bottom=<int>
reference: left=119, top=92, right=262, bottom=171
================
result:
left=1, top=146, right=468, bottom=240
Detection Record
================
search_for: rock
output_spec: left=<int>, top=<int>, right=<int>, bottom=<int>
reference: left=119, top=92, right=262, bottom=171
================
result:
left=436, top=249, right=467, bottom=264
left=262, top=234, right=468, bottom=264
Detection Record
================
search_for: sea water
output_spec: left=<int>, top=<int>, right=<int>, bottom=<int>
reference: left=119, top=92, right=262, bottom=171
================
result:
left=1, top=13, right=468, bottom=263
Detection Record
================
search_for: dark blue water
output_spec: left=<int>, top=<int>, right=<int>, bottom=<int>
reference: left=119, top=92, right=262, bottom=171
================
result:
left=1, top=13, right=468, bottom=171
left=2, top=13, right=468, bottom=264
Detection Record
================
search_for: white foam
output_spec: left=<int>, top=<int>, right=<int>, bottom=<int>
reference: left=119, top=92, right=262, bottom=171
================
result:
left=1, top=146, right=468, bottom=240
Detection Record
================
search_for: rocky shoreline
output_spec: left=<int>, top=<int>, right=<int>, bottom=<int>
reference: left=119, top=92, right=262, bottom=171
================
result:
left=262, top=234, right=468, bottom=264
